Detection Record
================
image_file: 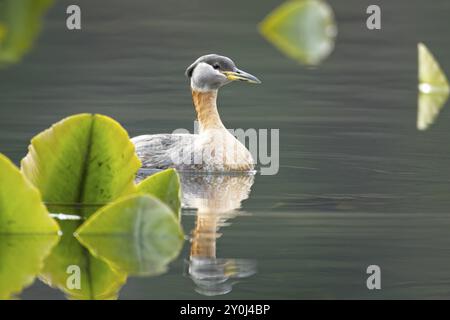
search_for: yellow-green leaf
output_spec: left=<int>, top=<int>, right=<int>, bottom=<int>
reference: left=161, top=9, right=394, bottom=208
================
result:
left=75, top=195, right=184, bottom=276
left=0, top=235, right=58, bottom=299
left=0, top=23, right=6, bottom=42
left=0, top=153, right=59, bottom=234
left=39, top=219, right=127, bottom=300
left=417, top=43, right=450, bottom=131
left=0, top=0, right=54, bottom=67
left=417, top=91, right=449, bottom=131
left=418, top=42, right=450, bottom=92
left=21, top=114, right=141, bottom=217
left=259, top=0, right=337, bottom=66
left=137, top=168, right=181, bottom=218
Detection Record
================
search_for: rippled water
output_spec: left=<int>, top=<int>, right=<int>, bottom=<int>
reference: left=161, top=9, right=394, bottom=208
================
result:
left=2, top=0, right=450, bottom=299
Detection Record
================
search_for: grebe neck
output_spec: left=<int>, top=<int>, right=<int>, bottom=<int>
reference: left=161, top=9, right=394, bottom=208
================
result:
left=191, top=89, right=225, bottom=132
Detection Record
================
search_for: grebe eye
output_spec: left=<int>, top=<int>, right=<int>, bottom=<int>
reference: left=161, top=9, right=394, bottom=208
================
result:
left=213, top=64, right=220, bottom=70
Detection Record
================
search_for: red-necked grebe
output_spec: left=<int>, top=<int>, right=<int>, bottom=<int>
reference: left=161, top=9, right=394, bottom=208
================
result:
left=131, top=54, right=261, bottom=172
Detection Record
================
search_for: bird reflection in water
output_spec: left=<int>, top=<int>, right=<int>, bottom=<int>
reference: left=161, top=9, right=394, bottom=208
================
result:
left=181, top=173, right=257, bottom=296
left=137, top=170, right=257, bottom=296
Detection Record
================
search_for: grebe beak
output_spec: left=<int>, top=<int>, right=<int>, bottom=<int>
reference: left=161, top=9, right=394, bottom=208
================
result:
left=222, top=69, right=261, bottom=84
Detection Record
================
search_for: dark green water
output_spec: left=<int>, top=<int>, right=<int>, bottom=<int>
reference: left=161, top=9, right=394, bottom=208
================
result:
left=1, top=0, right=450, bottom=299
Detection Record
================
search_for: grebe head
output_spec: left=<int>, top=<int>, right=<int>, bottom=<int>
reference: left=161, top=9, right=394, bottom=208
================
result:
left=185, top=54, right=261, bottom=91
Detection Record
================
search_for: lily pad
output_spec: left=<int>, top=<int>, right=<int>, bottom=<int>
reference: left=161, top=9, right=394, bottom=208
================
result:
left=417, top=43, right=450, bottom=130
left=39, top=219, right=127, bottom=300
left=418, top=42, right=450, bottom=93
left=0, top=235, right=58, bottom=299
left=417, top=91, right=449, bottom=131
left=21, top=114, right=141, bottom=217
left=75, top=195, right=184, bottom=276
left=259, top=0, right=337, bottom=66
left=0, top=153, right=59, bottom=234
left=0, top=0, right=53, bottom=67
left=137, top=168, right=181, bottom=218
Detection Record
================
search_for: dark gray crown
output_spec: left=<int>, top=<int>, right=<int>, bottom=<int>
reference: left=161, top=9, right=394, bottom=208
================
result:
left=185, top=54, right=236, bottom=78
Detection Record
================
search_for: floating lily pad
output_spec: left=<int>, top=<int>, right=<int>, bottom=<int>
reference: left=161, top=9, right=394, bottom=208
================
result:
left=0, top=153, right=59, bottom=234
left=137, top=168, right=181, bottom=218
left=39, top=219, right=127, bottom=300
left=417, top=43, right=450, bottom=130
left=0, top=24, right=6, bottom=42
left=418, top=42, right=450, bottom=93
left=75, top=195, right=184, bottom=276
left=0, top=235, right=58, bottom=299
left=417, top=91, right=449, bottom=131
left=0, top=0, right=53, bottom=67
left=21, top=114, right=141, bottom=217
left=259, top=0, right=337, bottom=65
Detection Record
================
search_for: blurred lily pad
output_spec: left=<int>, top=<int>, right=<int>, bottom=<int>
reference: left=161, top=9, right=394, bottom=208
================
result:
left=418, top=42, right=450, bottom=93
left=259, top=0, right=337, bottom=66
left=0, top=153, right=59, bottom=234
left=0, top=24, right=6, bottom=41
left=417, top=91, right=449, bottom=131
left=39, top=219, right=127, bottom=300
left=417, top=43, right=450, bottom=130
left=21, top=114, right=141, bottom=217
left=0, top=0, right=53, bottom=67
left=75, top=195, right=184, bottom=276
left=0, top=235, right=58, bottom=299
left=137, top=168, right=181, bottom=218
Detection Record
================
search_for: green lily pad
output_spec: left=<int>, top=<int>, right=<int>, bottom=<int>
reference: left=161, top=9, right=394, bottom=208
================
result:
left=417, top=43, right=450, bottom=130
left=0, top=153, right=59, bottom=234
left=39, top=219, right=127, bottom=300
left=0, top=235, right=58, bottom=299
left=417, top=91, right=449, bottom=131
left=75, top=195, right=184, bottom=276
left=0, top=24, right=6, bottom=42
left=137, top=168, right=181, bottom=218
left=0, top=0, right=53, bottom=67
left=259, top=0, right=337, bottom=66
left=418, top=42, right=450, bottom=93
left=21, top=114, right=141, bottom=217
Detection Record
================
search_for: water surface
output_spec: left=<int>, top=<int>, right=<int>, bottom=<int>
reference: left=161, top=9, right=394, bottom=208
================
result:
left=1, top=0, right=450, bottom=299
